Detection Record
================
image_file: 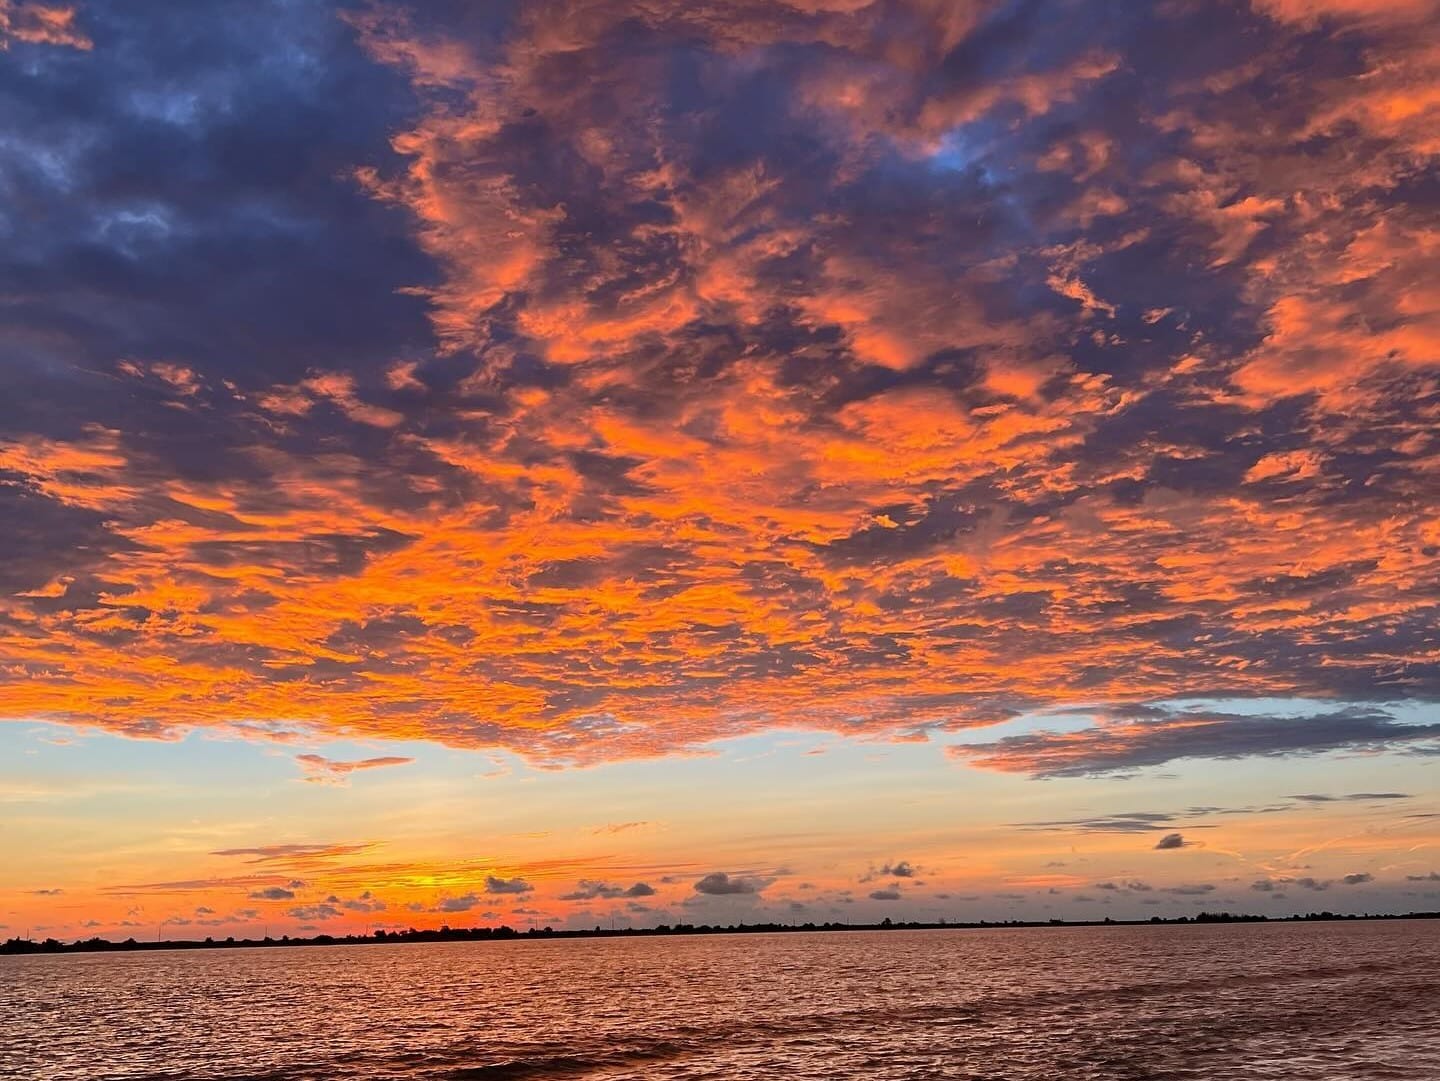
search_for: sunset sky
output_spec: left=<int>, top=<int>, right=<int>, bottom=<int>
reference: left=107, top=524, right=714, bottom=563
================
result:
left=3, top=0, right=1438, bottom=941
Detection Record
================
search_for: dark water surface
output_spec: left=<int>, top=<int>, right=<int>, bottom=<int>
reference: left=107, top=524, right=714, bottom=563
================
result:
left=4, top=921, right=1439, bottom=1080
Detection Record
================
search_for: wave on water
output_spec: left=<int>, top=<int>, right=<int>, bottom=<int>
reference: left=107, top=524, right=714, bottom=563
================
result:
left=444, top=1042, right=690, bottom=1080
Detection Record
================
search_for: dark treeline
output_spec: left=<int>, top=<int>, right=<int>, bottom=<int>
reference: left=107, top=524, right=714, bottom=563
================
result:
left=4, top=910, right=1438, bottom=955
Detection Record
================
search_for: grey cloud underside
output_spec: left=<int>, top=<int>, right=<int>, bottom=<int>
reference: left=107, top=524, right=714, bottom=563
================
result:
left=559, top=879, right=655, bottom=901
left=952, top=707, right=1440, bottom=778
left=694, top=872, right=771, bottom=896
left=0, top=0, right=436, bottom=386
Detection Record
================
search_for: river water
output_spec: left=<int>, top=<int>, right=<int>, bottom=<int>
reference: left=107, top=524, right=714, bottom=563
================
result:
left=4, top=921, right=1438, bottom=1080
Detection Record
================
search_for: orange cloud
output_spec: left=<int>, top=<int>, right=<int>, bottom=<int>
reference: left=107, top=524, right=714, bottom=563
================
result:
left=0, top=1, right=90, bottom=49
left=0, top=0, right=1436, bottom=773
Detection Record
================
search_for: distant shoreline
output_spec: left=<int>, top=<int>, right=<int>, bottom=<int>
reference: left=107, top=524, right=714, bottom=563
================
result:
left=5, top=909, right=1438, bottom=956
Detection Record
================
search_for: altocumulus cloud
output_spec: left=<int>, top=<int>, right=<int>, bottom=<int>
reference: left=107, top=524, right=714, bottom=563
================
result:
left=0, top=0, right=1437, bottom=770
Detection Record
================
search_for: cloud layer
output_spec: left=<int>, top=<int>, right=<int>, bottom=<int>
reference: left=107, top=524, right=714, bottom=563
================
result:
left=1, top=0, right=1437, bottom=765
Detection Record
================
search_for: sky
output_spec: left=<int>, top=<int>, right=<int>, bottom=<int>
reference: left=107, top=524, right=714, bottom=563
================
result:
left=1, top=0, right=1438, bottom=941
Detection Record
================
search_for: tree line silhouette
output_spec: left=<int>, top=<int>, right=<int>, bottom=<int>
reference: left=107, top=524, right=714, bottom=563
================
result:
left=4, top=909, right=1436, bottom=955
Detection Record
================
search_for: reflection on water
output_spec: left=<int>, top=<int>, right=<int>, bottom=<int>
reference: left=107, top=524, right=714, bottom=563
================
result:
left=4, top=921, right=1438, bottom=1080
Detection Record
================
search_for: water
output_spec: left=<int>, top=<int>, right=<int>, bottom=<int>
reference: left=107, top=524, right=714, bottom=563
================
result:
left=4, top=922, right=1438, bottom=1080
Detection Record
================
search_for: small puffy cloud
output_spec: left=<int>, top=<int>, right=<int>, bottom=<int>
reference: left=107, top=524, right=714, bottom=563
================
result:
left=287, top=904, right=342, bottom=921
left=862, top=859, right=918, bottom=882
left=1406, top=872, right=1440, bottom=882
left=338, top=890, right=386, bottom=912
left=1161, top=884, right=1215, bottom=896
left=560, top=879, right=636, bottom=901
left=28, top=888, right=63, bottom=896
left=869, top=888, right=902, bottom=901
left=1154, top=833, right=1188, bottom=850
left=694, top=872, right=770, bottom=896
left=484, top=875, right=533, bottom=895
left=1341, top=873, right=1373, bottom=885
left=248, top=887, right=296, bottom=901
left=435, top=893, right=480, bottom=913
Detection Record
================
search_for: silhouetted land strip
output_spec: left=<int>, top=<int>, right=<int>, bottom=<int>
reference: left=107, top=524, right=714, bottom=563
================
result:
left=4, top=910, right=1437, bottom=955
